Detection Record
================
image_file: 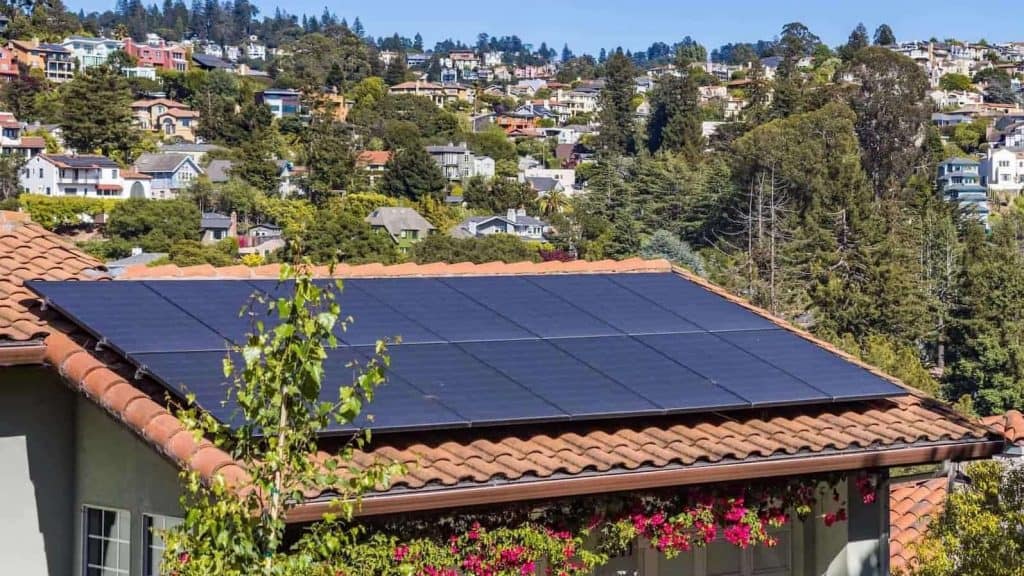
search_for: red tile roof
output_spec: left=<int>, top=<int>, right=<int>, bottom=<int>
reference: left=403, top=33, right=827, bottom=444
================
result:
left=0, top=211, right=107, bottom=344
left=356, top=150, right=392, bottom=167
left=981, top=410, right=1024, bottom=444
left=890, top=477, right=948, bottom=573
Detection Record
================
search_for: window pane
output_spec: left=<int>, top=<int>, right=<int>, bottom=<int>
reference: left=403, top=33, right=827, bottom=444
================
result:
left=706, top=539, right=742, bottom=576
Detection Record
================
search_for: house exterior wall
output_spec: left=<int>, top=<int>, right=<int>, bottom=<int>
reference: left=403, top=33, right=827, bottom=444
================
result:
left=0, top=367, right=76, bottom=576
left=0, top=367, right=183, bottom=576
left=73, top=397, right=182, bottom=576
left=20, top=157, right=130, bottom=199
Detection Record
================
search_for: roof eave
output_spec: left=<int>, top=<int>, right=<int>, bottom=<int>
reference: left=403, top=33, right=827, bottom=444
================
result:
left=290, top=438, right=1002, bottom=522
left=0, top=340, right=48, bottom=366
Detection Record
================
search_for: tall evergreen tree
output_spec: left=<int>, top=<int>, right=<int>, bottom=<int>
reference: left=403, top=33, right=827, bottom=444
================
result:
left=839, top=23, right=869, bottom=60
left=561, top=43, right=573, bottom=62
left=596, top=51, right=638, bottom=155
left=646, top=72, right=703, bottom=159
left=873, top=24, right=896, bottom=46
left=60, top=65, right=138, bottom=159
left=384, top=54, right=408, bottom=86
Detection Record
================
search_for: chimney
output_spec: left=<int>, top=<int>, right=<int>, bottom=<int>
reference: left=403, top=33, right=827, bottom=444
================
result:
left=229, top=211, right=238, bottom=238
left=131, top=246, right=143, bottom=257
left=507, top=208, right=517, bottom=223
left=517, top=208, right=526, bottom=218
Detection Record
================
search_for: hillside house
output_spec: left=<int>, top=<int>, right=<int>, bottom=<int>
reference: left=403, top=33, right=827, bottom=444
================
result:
left=131, top=98, right=199, bottom=142
left=256, top=89, right=301, bottom=118
left=19, top=154, right=151, bottom=199
left=0, top=112, right=45, bottom=158
left=61, top=36, right=123, bottom=70
left=7, top=39, right=73, bottom=82
left=981, top=147, right=1024, bottom=194
left=132, top=153, right=202, bottom=199
left=200, top=211, right=236, bottom=243
left=425, top=143, right=494, bottom=181
left=388, top=81, right=474, bottom=107
left=123, top=35, right=187, bottom=72
left=356, top=150, right=392, bottom=185
left=452, top=208, right=548, bottom=240
left=365, top=206, right=436, bottom=252
left=0, top=214, right=1010, bottom=576
left=938, top=157, right=989, bottom=221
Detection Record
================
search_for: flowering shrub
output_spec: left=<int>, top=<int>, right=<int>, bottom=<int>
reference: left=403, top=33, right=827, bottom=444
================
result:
left=300, top=472, right=879, bottom=576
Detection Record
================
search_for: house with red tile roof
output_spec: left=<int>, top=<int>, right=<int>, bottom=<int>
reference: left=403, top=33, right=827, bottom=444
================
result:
left=0, top=211, right=1010, bottom=576
left=131, top=98, right=199, bottom=142
left=356, top=150, right=392, bottom=184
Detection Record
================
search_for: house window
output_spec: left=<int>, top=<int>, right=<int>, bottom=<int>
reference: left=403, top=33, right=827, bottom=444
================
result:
left=111, top=169, right=118, bottom=179
left=82, top=505, right=131, bottom=576
left=657, top=526, right=795, bottom=576
left=143, top=514, right=182, bottom=576
left=39, top=167, right=43, bottom=177
left=1000, top=160, right=1011, bottom=167
left=65, top=187, right=77, bottom=195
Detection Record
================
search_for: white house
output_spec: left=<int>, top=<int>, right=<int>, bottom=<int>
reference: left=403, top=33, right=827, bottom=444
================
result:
left=61, top=36, right=123, bottom=70
left=452, top=208, right=548, bottom=241
left=523, top=167, right=576, bottom=194
left=244, top=36, right=266, bottom=61
left=981, top=147, right=1024, bottom=193
left=20, top=154, right=152, bottom=199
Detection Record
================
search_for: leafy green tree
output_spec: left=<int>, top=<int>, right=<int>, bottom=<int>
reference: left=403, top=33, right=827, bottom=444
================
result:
left=939, top=73, right=973, bottom=92
left=770, top=23, right=819, bottom=118
left=597, top=51, right=638, bottom=155
left=60, top=65, right=138, bottom=158
left=0, top=153, right=26, bottom=200
left=167, top=237, right=238, bottom=266
left=646, top=72, right=703, bottom=159
left=410, top=234, right=538, bottom=264
left=873, top=24, right=896, bottom=46
left=462, top=176, right=538, bottom=213
left=640, top=230, right=703, bottom=274
left=848, top=47, right=931, bottom=198
left=287, top=208, right=400, bottom=264
left=380, top=145, right=446, bottom=201
left=908, top=461, right=1024, bottom=576
left=467, top=126, right=516, bottom=162
left=1, top=64, right=48, bottom=121
left=163, top=266, right=395, bottom=575
left=106, top=198, right=201, bottom=251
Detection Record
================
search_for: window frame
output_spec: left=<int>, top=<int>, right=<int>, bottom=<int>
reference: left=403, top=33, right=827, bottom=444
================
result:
left=142, top=513, right=182, bottom=576
left=81, top=504, right=132, bottom=576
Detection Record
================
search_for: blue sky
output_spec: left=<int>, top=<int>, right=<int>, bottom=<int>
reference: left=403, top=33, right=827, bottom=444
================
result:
left=74, top=0, right=1024, bottom=55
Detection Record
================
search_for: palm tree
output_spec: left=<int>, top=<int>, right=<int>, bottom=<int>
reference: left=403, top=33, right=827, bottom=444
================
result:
left=539, top=188, right=568, bottom=216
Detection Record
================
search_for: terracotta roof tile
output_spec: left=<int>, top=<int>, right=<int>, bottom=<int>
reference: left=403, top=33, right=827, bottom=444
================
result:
left=0, top=211, right=107, bottom=344
left=981, top=410, right=1024, bottom=444
left=115, top=257, right=673, bottom=279
left=890, top=477, right=948, bottom=573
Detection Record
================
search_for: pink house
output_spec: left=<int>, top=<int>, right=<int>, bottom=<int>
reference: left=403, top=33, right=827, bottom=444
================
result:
left=123, top=35, right=187, bottom=72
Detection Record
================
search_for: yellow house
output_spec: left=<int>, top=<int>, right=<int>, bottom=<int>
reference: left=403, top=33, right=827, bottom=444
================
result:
left=130, top=98, right=200, bottom=142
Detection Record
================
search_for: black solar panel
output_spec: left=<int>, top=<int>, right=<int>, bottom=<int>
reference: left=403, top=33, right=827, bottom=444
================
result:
left=553, top=336, right=748, bottom=412
left=462, top=339, right=660, bottom=418
left=717, top=329, right=900, bottom=400
left=608, top=273, right=778, bottom=332
left=526, top=275, right=703, bottom=334
left=28, top=271, right=909, bottom=435
left=30, top=281, right=226, bottom=354
left=637, top=333, right=831, bottom=406
left=354, top=278, right=533, bottom=342
left=440, top=276, right=621, bottom=338
left=386, top=343, right=566, bottom=424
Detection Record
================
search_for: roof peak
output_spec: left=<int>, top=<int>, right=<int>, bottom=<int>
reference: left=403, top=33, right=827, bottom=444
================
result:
left=116, top=258, right=672, bottom=280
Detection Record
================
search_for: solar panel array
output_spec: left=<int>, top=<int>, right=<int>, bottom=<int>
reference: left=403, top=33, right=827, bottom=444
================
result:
left=28, top=273, right=906, bottom=434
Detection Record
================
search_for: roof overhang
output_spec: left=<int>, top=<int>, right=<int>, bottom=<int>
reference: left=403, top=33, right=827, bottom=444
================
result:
left=289, top=437, right=1002, bottom=521
left=0, top=340, right=48, bottom=366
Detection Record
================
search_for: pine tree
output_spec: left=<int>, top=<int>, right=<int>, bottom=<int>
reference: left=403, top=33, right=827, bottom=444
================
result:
left=60, top=66, right=138, bottom=158
left=596, top=51, right=638, bottom=155
left=352, top=16, right=365, bottom=37
left=384, top=54, right=408, bottom=86
left=646, top=72, right=703, bottom=160
left=874, top=24, right=896, bottom=46
left=413, top=33, right=424, bottom=52
left=561, top=43, right=573, bottom=62
left=839, top=23, right=869, bottom=60
left=604, top=210, right=642, bottom=259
